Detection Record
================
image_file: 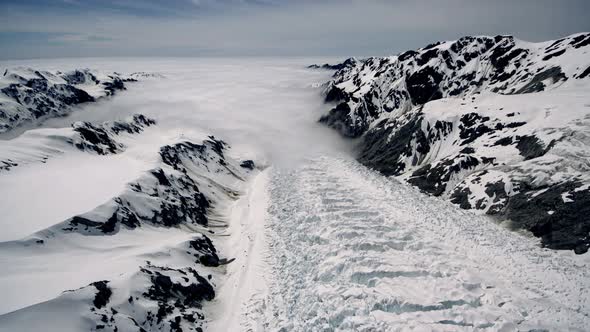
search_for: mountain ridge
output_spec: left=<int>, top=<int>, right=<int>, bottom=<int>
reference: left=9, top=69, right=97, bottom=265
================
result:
left=0, top=68, right=160, bottom=134
left=318, top=32, right=590, bottom=253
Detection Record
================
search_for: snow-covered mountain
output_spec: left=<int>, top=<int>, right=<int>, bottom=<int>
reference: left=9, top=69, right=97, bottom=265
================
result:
left=0, top=65, right=258, bottom=332
left=0, top=58, right=589, bottom=331
left=319, top=33, right=590, bottom=253
left=0, top=68, right=147, bottom=133
left=0, top=134, right=257, bottom=331
left=0, top=114, right=156, bottom=172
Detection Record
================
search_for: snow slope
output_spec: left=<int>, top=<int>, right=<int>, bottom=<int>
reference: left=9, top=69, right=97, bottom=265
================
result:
left=319, top=33, right=590, bottom=253
left=0, top=135, right=258, bottom=331
left=0, top=114, right=155, bottom=172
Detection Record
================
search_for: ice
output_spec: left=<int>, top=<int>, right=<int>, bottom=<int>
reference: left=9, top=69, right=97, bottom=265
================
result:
left=237, top=156, right=590, bottom=331
left=0, top=57, right=588, bottom=331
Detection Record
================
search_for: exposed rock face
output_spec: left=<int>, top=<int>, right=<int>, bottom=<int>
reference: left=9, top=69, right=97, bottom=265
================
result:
left=128, top=72, right=166, bottom=80
left=72, top=114, right=156, bottom=155
left=504, top=181, right=590, bottom=254
left=239, top=159, right=255, bottom=170
left=0, top=68, right=134, bottom=133
left=319, top=32, right=590, bottom=253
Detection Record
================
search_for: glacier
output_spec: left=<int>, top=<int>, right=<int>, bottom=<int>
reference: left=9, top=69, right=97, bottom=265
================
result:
left=0, top=42, right=588, bottom=332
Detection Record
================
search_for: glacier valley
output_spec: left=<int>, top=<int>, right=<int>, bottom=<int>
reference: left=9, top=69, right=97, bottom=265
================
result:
left=0, top=44, right=589, bottom=332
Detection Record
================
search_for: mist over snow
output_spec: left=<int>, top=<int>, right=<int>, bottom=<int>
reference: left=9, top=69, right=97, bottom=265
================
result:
left=0, top=57, right=353, bottom=164
left=0, top=58, right=353, bottom=242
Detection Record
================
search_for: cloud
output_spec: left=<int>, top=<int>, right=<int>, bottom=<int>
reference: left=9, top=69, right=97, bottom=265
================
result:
left=0, top=0, right=589, bottom=59
left=45, top=33, right=114, bottom=45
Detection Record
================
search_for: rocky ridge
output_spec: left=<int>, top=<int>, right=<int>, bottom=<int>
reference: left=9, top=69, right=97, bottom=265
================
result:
left=318, top=32, right=590, bottom=253
left=0, top=68, right=141, bottom=133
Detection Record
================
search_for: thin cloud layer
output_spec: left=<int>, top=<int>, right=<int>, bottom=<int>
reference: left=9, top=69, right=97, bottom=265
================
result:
left=0, top=0, right=589, bottom=59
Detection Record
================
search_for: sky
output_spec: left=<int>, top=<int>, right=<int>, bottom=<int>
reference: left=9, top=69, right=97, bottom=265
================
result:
left=0, top=0, right=589, bottom=60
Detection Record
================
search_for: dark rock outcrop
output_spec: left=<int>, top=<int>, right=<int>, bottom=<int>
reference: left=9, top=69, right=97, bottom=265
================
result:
left=308, top=58, right=358, bottom=72
left=83, top=263, right=214, bottom=332
left=239, top=160, right=255, bottom=170
left=505, top=182, right=590, bottom=254
left=71, top=114, right=156, bottom=155
left=92, top=281, right=112, bottom=309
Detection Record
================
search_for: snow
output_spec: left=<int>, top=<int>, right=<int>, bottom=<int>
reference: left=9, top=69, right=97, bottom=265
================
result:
left=0, top=225, right=193, bottom=315
left=0, top=57, right=353, bottom=330
left=0, top=150, right=150, bottom=242
left=0, top=122, right=170, bottom=241
left=239, top=156, right=590, bottom=331
left=414, top=87, right=590, bottom=195
left=0, top=56, right=589, bottom=331
left=319, top=34, right=590, bottom=245
left=206, top=169, right=271, bottom=332
left=0, top=67, right=131, bottom=134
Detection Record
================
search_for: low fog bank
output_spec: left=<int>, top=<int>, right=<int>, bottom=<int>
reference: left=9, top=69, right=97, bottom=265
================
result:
left=0, top=57, right=354, bottom=168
